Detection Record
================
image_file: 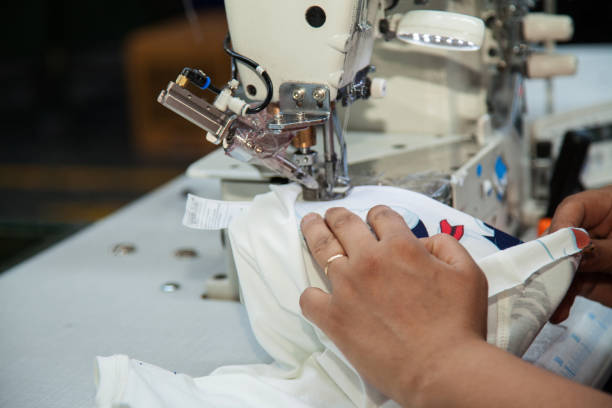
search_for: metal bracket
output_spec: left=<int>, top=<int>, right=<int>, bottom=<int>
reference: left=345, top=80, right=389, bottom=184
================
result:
left=268, top=82, right=331, bottom=131
left=356, top=0, right=372, bottom=32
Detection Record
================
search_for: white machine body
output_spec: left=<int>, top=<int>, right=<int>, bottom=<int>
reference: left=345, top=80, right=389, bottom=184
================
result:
left=224, top=0, right=382, bottom=102
left=348, top=1, right=576, bottom=134
left=347, top=38, right=487, bottom=135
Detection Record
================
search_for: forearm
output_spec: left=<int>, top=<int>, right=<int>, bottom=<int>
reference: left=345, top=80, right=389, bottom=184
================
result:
left=402, top=340, right=612, bottom=408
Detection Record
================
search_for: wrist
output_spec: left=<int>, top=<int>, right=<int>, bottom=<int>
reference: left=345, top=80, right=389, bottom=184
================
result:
left=397, top=337, right=491, bottom=408
left=392, top=334, right=612, bottom=408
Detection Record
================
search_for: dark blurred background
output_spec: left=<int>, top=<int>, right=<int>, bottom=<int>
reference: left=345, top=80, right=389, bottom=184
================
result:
left=0, top=0, right=611, bottom=271
left=0, top=0, right=228, bottom=270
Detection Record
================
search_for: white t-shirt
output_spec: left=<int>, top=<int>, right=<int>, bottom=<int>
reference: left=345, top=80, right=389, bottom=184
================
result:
left=94, top=185, right=581, bottom=408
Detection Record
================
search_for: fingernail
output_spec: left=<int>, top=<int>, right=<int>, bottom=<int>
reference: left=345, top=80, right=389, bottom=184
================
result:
left=571, top=228, right=590, bottom=250
left=301, top=213, right=318, bottom=226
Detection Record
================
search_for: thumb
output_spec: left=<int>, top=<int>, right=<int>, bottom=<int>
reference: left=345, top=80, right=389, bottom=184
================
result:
left=299, top=287, right=332, bottom=330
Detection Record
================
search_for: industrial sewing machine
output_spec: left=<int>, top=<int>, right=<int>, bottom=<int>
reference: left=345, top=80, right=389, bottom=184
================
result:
left=158, top=1, right=489, bottom=198
left=158, top=0, right=577, bottom=299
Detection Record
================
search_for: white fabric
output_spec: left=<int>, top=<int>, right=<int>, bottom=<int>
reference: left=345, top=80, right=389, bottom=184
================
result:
left=95, top=185, right=581, bottom=407
left=293, top=186, right=583, bottom=296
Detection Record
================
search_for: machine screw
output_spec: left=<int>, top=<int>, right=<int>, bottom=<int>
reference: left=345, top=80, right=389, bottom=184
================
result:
left=112, top=243, right=136, bottom=256
left=296, top=111, right=306, bottom=121
left=292, top=151, right=316, bottom=166
left=161, top=282, right=180, bottom=292
left=292, top=88, right=306, bottom=103
left=312, top=87, right=327, bottom=102
left=174, top=248, right=198, bottom=259
left=274, top=113, right=284, bottom=124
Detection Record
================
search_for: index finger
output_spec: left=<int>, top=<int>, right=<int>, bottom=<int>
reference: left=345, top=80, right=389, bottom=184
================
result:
left=549, top=198, right=585, bottom=232
left=550, top=187, right=612, bottom=233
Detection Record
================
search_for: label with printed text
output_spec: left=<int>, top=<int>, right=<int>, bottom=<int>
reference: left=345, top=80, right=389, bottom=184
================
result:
left=183, top=194, right=251, bottom=230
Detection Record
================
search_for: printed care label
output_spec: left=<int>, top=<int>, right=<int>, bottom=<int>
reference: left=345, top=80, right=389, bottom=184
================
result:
left=183, top=194, right=251, bottom=230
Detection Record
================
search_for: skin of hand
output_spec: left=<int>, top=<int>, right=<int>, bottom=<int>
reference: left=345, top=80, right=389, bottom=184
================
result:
left=549, top=185, right=612, bottom=323
left=299, top=205, right=489, bottom=406
left=300, top=205, right=612, bottom=408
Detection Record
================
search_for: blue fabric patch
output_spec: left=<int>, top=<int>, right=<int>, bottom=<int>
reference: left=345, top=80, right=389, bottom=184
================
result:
left=483, top=222, right=522, bottom=250
left=411, top=220, right=429, bottom=238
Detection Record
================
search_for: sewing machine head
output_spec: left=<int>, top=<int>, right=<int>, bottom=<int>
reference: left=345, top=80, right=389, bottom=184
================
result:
left=158, top=1, right=485, bottom=201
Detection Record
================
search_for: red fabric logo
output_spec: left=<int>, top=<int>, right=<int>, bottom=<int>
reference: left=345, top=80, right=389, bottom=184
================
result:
left=440, top=219, right=464, bottom=240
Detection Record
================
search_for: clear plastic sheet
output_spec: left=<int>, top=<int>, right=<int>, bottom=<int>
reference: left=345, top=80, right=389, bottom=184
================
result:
left=224, top=111, right=319, bottom=189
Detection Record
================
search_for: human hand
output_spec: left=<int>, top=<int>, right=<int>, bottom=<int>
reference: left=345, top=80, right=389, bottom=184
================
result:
left=299, top=205, right=489, bottom=406
left=549, top=185, right=612, bottom=323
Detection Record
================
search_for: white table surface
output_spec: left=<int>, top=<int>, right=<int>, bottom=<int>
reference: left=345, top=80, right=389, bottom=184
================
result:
left=0, top=177, right=271, bottom=408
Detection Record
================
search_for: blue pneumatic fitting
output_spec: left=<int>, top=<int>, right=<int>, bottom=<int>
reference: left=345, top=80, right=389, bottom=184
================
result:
left=199, top=76, right=211, bottom=90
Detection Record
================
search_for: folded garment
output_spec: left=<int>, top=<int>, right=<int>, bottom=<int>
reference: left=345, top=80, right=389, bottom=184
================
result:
left=95, top=185, right=584, bottom=408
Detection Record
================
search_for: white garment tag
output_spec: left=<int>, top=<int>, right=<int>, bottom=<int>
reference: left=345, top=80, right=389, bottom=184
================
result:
left=183, top=194, right=251, bottom=230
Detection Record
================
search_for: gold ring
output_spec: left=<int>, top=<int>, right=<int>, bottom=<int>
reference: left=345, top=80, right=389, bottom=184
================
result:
left=324, top=254, right=345, bottom=276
